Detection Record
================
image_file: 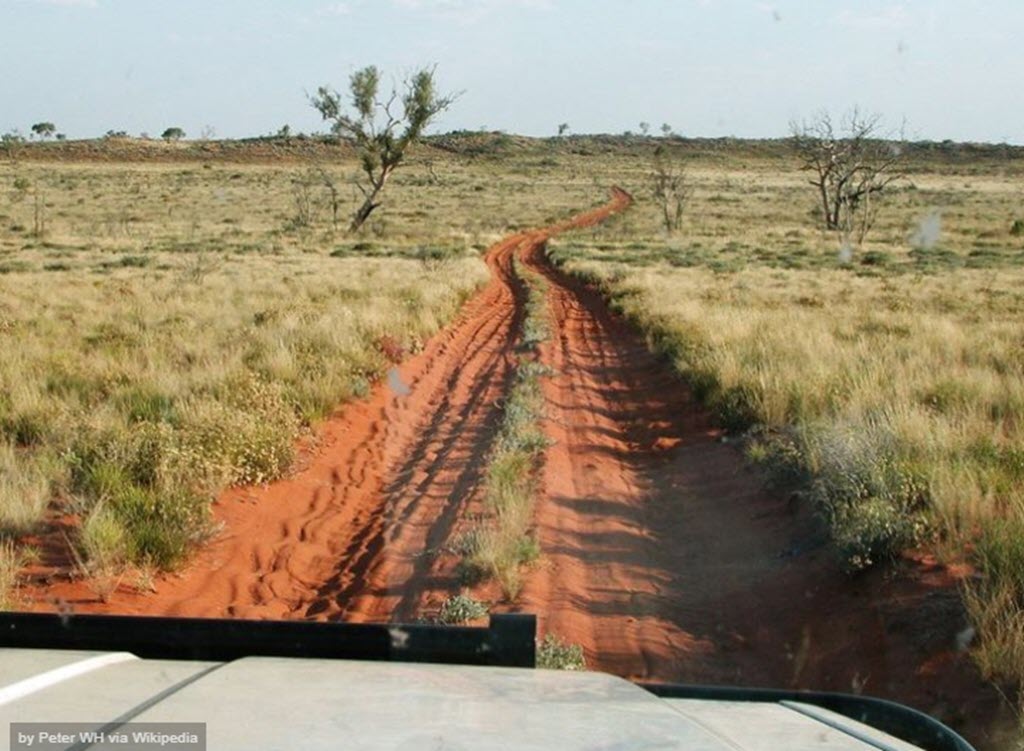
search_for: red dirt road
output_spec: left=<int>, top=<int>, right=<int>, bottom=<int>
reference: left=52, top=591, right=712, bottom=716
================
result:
left=21, top=189, right=1011, bottom=747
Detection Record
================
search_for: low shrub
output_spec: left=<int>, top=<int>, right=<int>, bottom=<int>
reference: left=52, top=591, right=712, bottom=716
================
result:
left=832, top=497, right=928, bottom=572
left=537, top=634, right=586, bottom=670
left=436, top=592, right=489, bottom=624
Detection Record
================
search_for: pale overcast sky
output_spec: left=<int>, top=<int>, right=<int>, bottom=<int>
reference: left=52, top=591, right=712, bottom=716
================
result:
left=2, top=0, right=1021, bottom=143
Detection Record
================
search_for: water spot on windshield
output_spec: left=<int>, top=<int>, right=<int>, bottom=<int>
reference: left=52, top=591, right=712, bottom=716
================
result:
left=911, top=209, right=942, bottom=249
left=388, top=367, right=411, bottom=397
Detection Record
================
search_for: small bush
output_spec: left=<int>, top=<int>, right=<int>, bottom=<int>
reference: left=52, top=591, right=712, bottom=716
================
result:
left=183, top=376, right=297, bottom=486
left=111, top=486, right=208, bottom=568
left=65, top=424, right=212, bottom=569
left=832, top=497, right=927, bottom=572
left=860, top=250, right=892, bottom=267
left=436, top=592, right=489, bottom=624
left=805, top=425, right=930, bottom=571
left=1010, top=219, right=1024, bottom=237
left=537, top=634, right=586, bottom=670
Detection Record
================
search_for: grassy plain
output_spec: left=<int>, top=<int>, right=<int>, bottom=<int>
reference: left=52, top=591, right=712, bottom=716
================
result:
left=2, top=134, right=1023, bottom=698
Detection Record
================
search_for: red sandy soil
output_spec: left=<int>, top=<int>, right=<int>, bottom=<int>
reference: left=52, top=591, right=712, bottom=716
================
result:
left=18, top=189, right=1015, bottom=748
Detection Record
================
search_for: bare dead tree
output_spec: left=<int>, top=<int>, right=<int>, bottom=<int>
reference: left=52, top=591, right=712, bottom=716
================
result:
left=790, top=109, right=905, bottom=248
left=650, top=145, right=691, bottom=234
left=423, top=159, right=441, bottom=186
left=288, top=170, right=319, bottom=230
left=286, top=164, right=343, bottom=233
left=314, top=165, right=342, bottom=232
left=311, top=66, right=458, bottom=232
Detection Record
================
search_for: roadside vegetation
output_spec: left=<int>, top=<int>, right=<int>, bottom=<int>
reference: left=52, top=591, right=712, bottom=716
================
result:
left=459, top=259, right=551, bottom=598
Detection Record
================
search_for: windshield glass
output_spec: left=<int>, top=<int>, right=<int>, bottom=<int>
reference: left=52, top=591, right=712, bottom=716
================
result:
left=1, top=3, right=1022, bottom=750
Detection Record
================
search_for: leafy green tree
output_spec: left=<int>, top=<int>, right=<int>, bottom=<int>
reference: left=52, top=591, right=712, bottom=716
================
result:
left=557, top=122, right=569, bottom=137
left=31, top=122, right=56, bottom=139
left=311, top=65, right=458, bottom=232
left=161, top=127, right=185, bottom=142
